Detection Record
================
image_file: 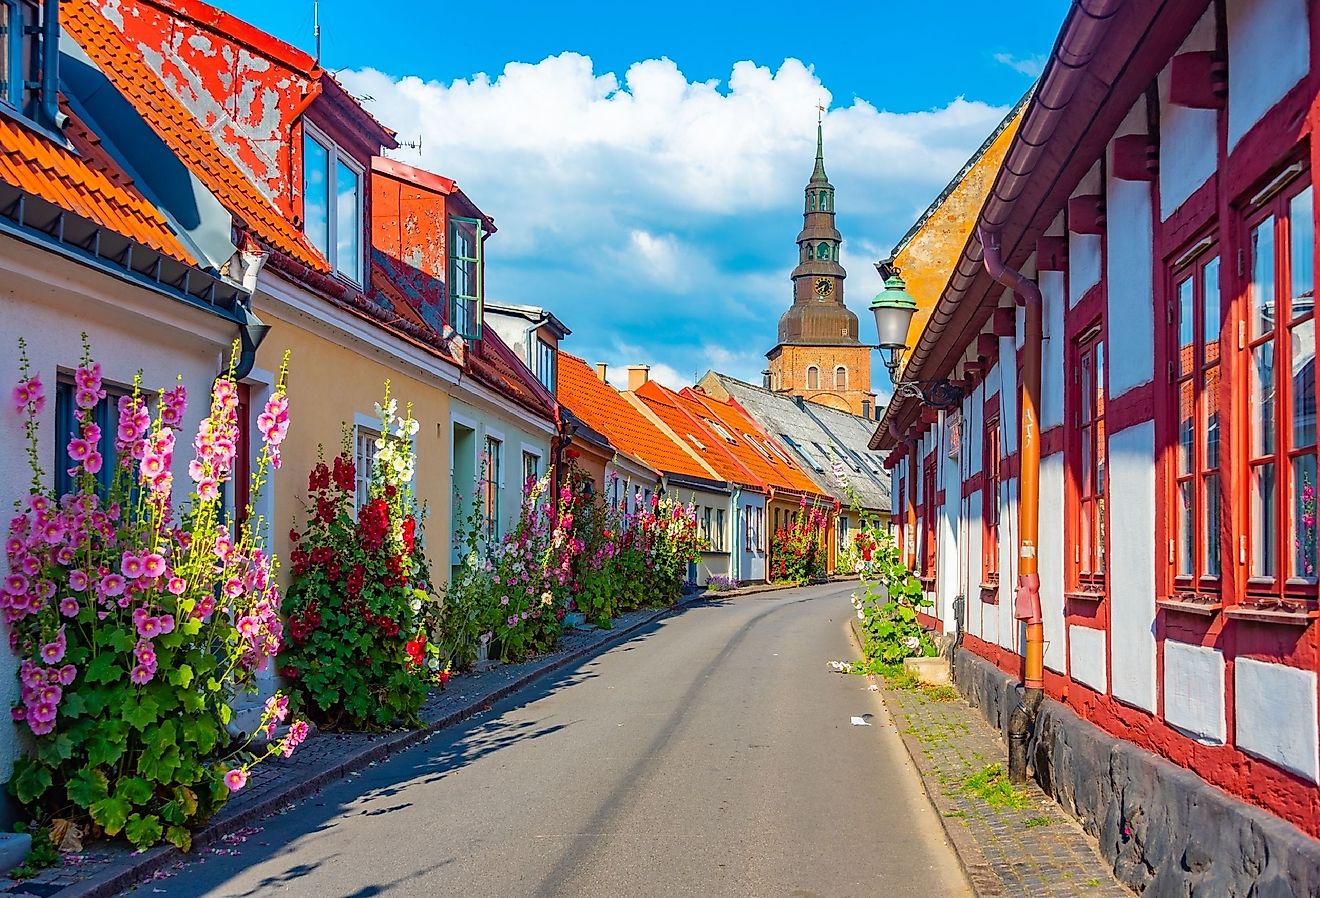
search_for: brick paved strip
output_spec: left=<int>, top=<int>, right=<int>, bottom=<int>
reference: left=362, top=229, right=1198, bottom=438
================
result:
left=847, top=622, right=1130, bottom=898
left=12, top=585, right=817, bottom=898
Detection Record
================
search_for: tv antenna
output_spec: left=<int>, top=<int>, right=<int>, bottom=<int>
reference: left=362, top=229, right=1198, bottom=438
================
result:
left=398, top=135, right=424, bottom=155
left=313, top=0, right=321, bottom=64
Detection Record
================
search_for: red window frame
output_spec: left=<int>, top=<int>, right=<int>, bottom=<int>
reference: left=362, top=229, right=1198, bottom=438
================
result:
left=982, top=394, right=1001, bottom=584
left=1240, top=172, right=1316, bottom=604
left=1067, top=322, right=1107, bottom=592
left=922, top=453, right=937, bottom=578
left=1167, top=245, right=1223, bottom=598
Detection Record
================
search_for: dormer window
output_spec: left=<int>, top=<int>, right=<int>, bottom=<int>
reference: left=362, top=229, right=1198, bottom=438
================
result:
left=302, top=125, right=363, bottom=284
left=1, top=0, right=52, bottom=123
left=449, top=216, right=483, bottom=340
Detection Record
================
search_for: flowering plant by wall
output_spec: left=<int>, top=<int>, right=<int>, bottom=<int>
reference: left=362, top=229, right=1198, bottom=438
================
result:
left=770, top=500, right=827, bottom=584
left=832, top=462, right=934, bottom=665
left=4, top=338, right=303, bottom=851
left=279, top=385, right=443, bottom=730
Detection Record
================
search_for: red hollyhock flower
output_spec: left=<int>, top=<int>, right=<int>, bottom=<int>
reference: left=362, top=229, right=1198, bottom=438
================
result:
left=290, top=528, right=301, bottom=543
left=332, top=454, right=356, bottom=493
left=309, top=462, right=331, bottom=492
left=405, top=639, right=424, bottom=666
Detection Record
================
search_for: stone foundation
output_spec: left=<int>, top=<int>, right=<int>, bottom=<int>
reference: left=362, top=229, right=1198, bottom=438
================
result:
left=955, top=647, right=1320, bottom=897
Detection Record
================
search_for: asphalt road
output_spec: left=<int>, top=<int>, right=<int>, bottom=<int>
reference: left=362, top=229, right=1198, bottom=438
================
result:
left=141, top=582, right=971, bottom=898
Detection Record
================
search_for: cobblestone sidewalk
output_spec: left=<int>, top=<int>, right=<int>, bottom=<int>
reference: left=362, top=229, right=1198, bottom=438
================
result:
left=874, top=672, right=1131, bottom=898
left=0, top=585, right=790, bottom=898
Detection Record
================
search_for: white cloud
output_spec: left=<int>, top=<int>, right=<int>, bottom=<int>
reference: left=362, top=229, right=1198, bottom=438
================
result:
left=341, top=54, right=1010, bottom=395
left=993, top=52, right=1047, bottom=78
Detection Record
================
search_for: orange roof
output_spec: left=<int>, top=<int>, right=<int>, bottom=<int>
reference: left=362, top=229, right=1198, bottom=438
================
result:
left=62, top=0, right=327, bottom=271
left=680, top=388, right=826, bottom=497
left=0, top=113, right=195, bottom=265
left=636, top=381, right=825, bottom=498
left=558, top=353, right=715, bottom=482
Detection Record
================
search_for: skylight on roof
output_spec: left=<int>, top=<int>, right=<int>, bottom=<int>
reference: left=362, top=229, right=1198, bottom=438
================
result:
left=782, top=434, right=823, bottom=471
left=704, top=419, right=736, bottom=444
left=687, top=434, right=707, bottom=451
left=741, top=434, right=772, bottom=461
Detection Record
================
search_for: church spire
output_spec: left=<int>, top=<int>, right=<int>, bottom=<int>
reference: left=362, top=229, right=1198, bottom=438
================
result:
left=811, top=106, right=829, bottom=183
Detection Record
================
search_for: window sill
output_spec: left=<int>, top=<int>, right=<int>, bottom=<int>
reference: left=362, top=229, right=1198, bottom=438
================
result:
left=1065, top=590, right=1107, bottom=604
left=1223, top=604, right=1318, bottom=626
left=919, top=576, right=937, bottom=592
left=1157, top=595, right=1222, bottom=617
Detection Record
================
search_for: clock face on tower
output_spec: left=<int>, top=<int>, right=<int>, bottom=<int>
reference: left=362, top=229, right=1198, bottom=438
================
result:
left=814, top=277, right=833, bottom=298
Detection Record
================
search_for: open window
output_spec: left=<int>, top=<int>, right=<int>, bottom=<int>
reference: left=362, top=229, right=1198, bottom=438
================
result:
left=302, top=125, right=363, bottom=284
left=449, top=216, right=484, bottom=340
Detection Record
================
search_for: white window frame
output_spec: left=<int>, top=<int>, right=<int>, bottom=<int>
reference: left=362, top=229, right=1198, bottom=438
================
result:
left=302, top=122, right=365, bottom=285
left=353, top=422, right=380, bottom=511
left=484, top=430, right=505, bottom=542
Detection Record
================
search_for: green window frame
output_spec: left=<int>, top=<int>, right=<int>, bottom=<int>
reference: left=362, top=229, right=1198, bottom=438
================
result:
left=449, top=215, right=484, bottom=341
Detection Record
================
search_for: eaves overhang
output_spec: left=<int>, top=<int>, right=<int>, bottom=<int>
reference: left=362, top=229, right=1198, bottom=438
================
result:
left=873, top=0, right=1210, bottom=452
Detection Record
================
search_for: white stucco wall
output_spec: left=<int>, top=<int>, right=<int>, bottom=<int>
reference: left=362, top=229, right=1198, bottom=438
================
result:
left=1108, top=420, right=1157, bottom=711
left=735, top=491, right=767, bottom=583
left=1039, top=453, right=1066, bottom=673
left=1069, top=164, right=1104, bottom=306
left=449, top=398, right=554, bottom=548
left=1234, top=657, right=1319, bottom=783
left=938, top=414, right=961, bottom=627
left=1227, top=0, right=1309, bottom=149
left=1068, top=624, right=1108, bottom=694
left=997, top=475, right=1018, bottom=653
left=1163, top=641, right=1227, bottom=744
left=1159, top=10, right=1218, bottom=216
left=1040, top=270, right=1066, bottom=430
left=1107, top=128, right=1156, bottom=397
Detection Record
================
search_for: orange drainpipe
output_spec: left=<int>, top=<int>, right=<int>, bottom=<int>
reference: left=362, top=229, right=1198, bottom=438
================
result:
left=980, top=226, right=1044, bottom=783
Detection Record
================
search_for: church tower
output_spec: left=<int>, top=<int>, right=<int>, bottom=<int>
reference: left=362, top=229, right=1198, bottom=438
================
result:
left=765, top=118, right=875, bottom=417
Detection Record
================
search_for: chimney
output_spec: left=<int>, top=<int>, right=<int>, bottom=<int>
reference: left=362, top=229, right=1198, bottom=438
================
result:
left=596, top=362, right=608, bottom=382
left=626, top=364, right=651, bottom=391
left=762, top=369, right=772, bottom=389
left=861, top=399, right=871, bottom=419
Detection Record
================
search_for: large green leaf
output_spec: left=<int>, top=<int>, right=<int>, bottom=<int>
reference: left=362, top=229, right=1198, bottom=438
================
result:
left=36, top=733, right=75, bottom=766
left=67, top=768, right=110, bottom=808
left=123, top=695, right=161, bottom=731
left=124, top=813, right=163, bottom=849
left=85, top=732, right=126, bottom=768
left=84, top=653, right=121, bottom=685
left=89, top=796, right=131, bottom=835
left=10, top=760, right=52, bottom=804
left=114, top=776, right=154, bottom=805
left=167, top=664, right=194, bottom=689
left=164, top=825, right=192, bottom=852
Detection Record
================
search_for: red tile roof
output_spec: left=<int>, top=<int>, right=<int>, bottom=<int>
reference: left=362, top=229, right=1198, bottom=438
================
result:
left=62, top=0, right=327, bottom=271
left=558, top=353, right=716, bottom=482
left=0, top=113, right=195, bottom=265
left=679, top=388, right=826, bottom=497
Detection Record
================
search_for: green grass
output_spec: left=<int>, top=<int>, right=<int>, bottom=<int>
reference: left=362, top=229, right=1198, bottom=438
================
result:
left=884, top=667, right=922, bottom=690
left=959, top=763, right=1032, bottom=810
left=942, top=810, right=966, bottom=818
left=1024, top=815, right=1051, bottom=828
left=925, top=684, right=959, bottom=702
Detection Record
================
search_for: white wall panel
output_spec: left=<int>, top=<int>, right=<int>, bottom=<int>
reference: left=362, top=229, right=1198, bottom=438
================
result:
left=1109, top=421, right=1157, bottom=710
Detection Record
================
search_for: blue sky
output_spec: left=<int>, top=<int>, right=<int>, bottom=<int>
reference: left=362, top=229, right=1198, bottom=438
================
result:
left=218, top=0, right=1070, bottom=397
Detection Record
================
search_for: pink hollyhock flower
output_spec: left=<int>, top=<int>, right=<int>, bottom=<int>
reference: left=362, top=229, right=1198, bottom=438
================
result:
left=19, top=662, right=43, bottom=690
left=2, top=574, right=27, bottom=596
left=142, top=553, right=166, bottom=579
left=129, top=664, right=154, bottom=685
left=264, top=694, right=290, bottom=724
left=121, top=553, right=145, bottom=579
left=54, top=546, right=75, bottom=565
left=84, top=451, right=103, bottom=475
left=280, top=720, right=309, bottom=757
left=156, top=613, right=175, bottom=635
left=57, top=665, right=75, bottom=686
left=140, top=453, right=166, bottom=479
left=38, top=684, right=61, bottom=706
left=136, top=615, right=162, bottom=639
left=236, top=615, right=259, bottom=637
left=67, top=437, right=92, bottom=462
left=223, top=768, right=248, bottom=792
left=29, top=701, right=56, bottom=724
left=20, top=555, right=40, bottom=577
left=223, top=576, right=244, bottom=599
left=74, top=387, right=100, bottom=410
left=134, top=641, right=156, bottom=665
left=40, top=629, right=66, bottom=664
left=167, top=576, right=186, bottom=595
left=28, top=716, right=54, bottom=736
left=193, top=595, right=215, bottom=619
left=68, top=569, right=88, bottom=591
left=196, top=477, right=220, bottom=502
left=10, top=707, right=25, bottom=722
left=100, top=573, right=125, bottom=597
left=59, top=598, right=79, bottom=618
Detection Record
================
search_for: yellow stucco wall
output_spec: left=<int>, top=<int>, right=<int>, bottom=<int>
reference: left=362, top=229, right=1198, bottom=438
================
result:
left=252, top=305, right=454, bottom=590
left=893, top=107, right=1024, bottom=371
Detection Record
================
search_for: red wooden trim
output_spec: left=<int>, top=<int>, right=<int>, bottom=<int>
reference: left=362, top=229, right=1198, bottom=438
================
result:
left=1068, top=193, right=1105, bottom=235
left=992, top=306, right=1017, bottom=337
left=1041, top=425, right=1064, bottom=457
left=963, top=471, right=984, bottom=499
left=1069, top=283, right=1105, bottom=333
left=936, top=489, right=946, bottom=506
left=976, top=332, right=999, bottom=361
left=1036, top=235, right=1068, bottom=271
left=1001, top=453, right=1020, bottom=481
left=916, top=610, right=941, bottom=632
left=921, top=407, right=940, bottom=426
left=1106, top=382, right=1155, bottom=434
left=1160, top=178, right=1218, bottom=260
left=1224, top=77, right=1315, bottom=203
left=1169, top=51, right=1226, bottom=109
left=1111, top=133, right=1157, bottom=182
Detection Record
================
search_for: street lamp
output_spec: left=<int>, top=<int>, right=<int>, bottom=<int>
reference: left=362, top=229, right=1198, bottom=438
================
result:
left=868, top=265, right=963, bottom=409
